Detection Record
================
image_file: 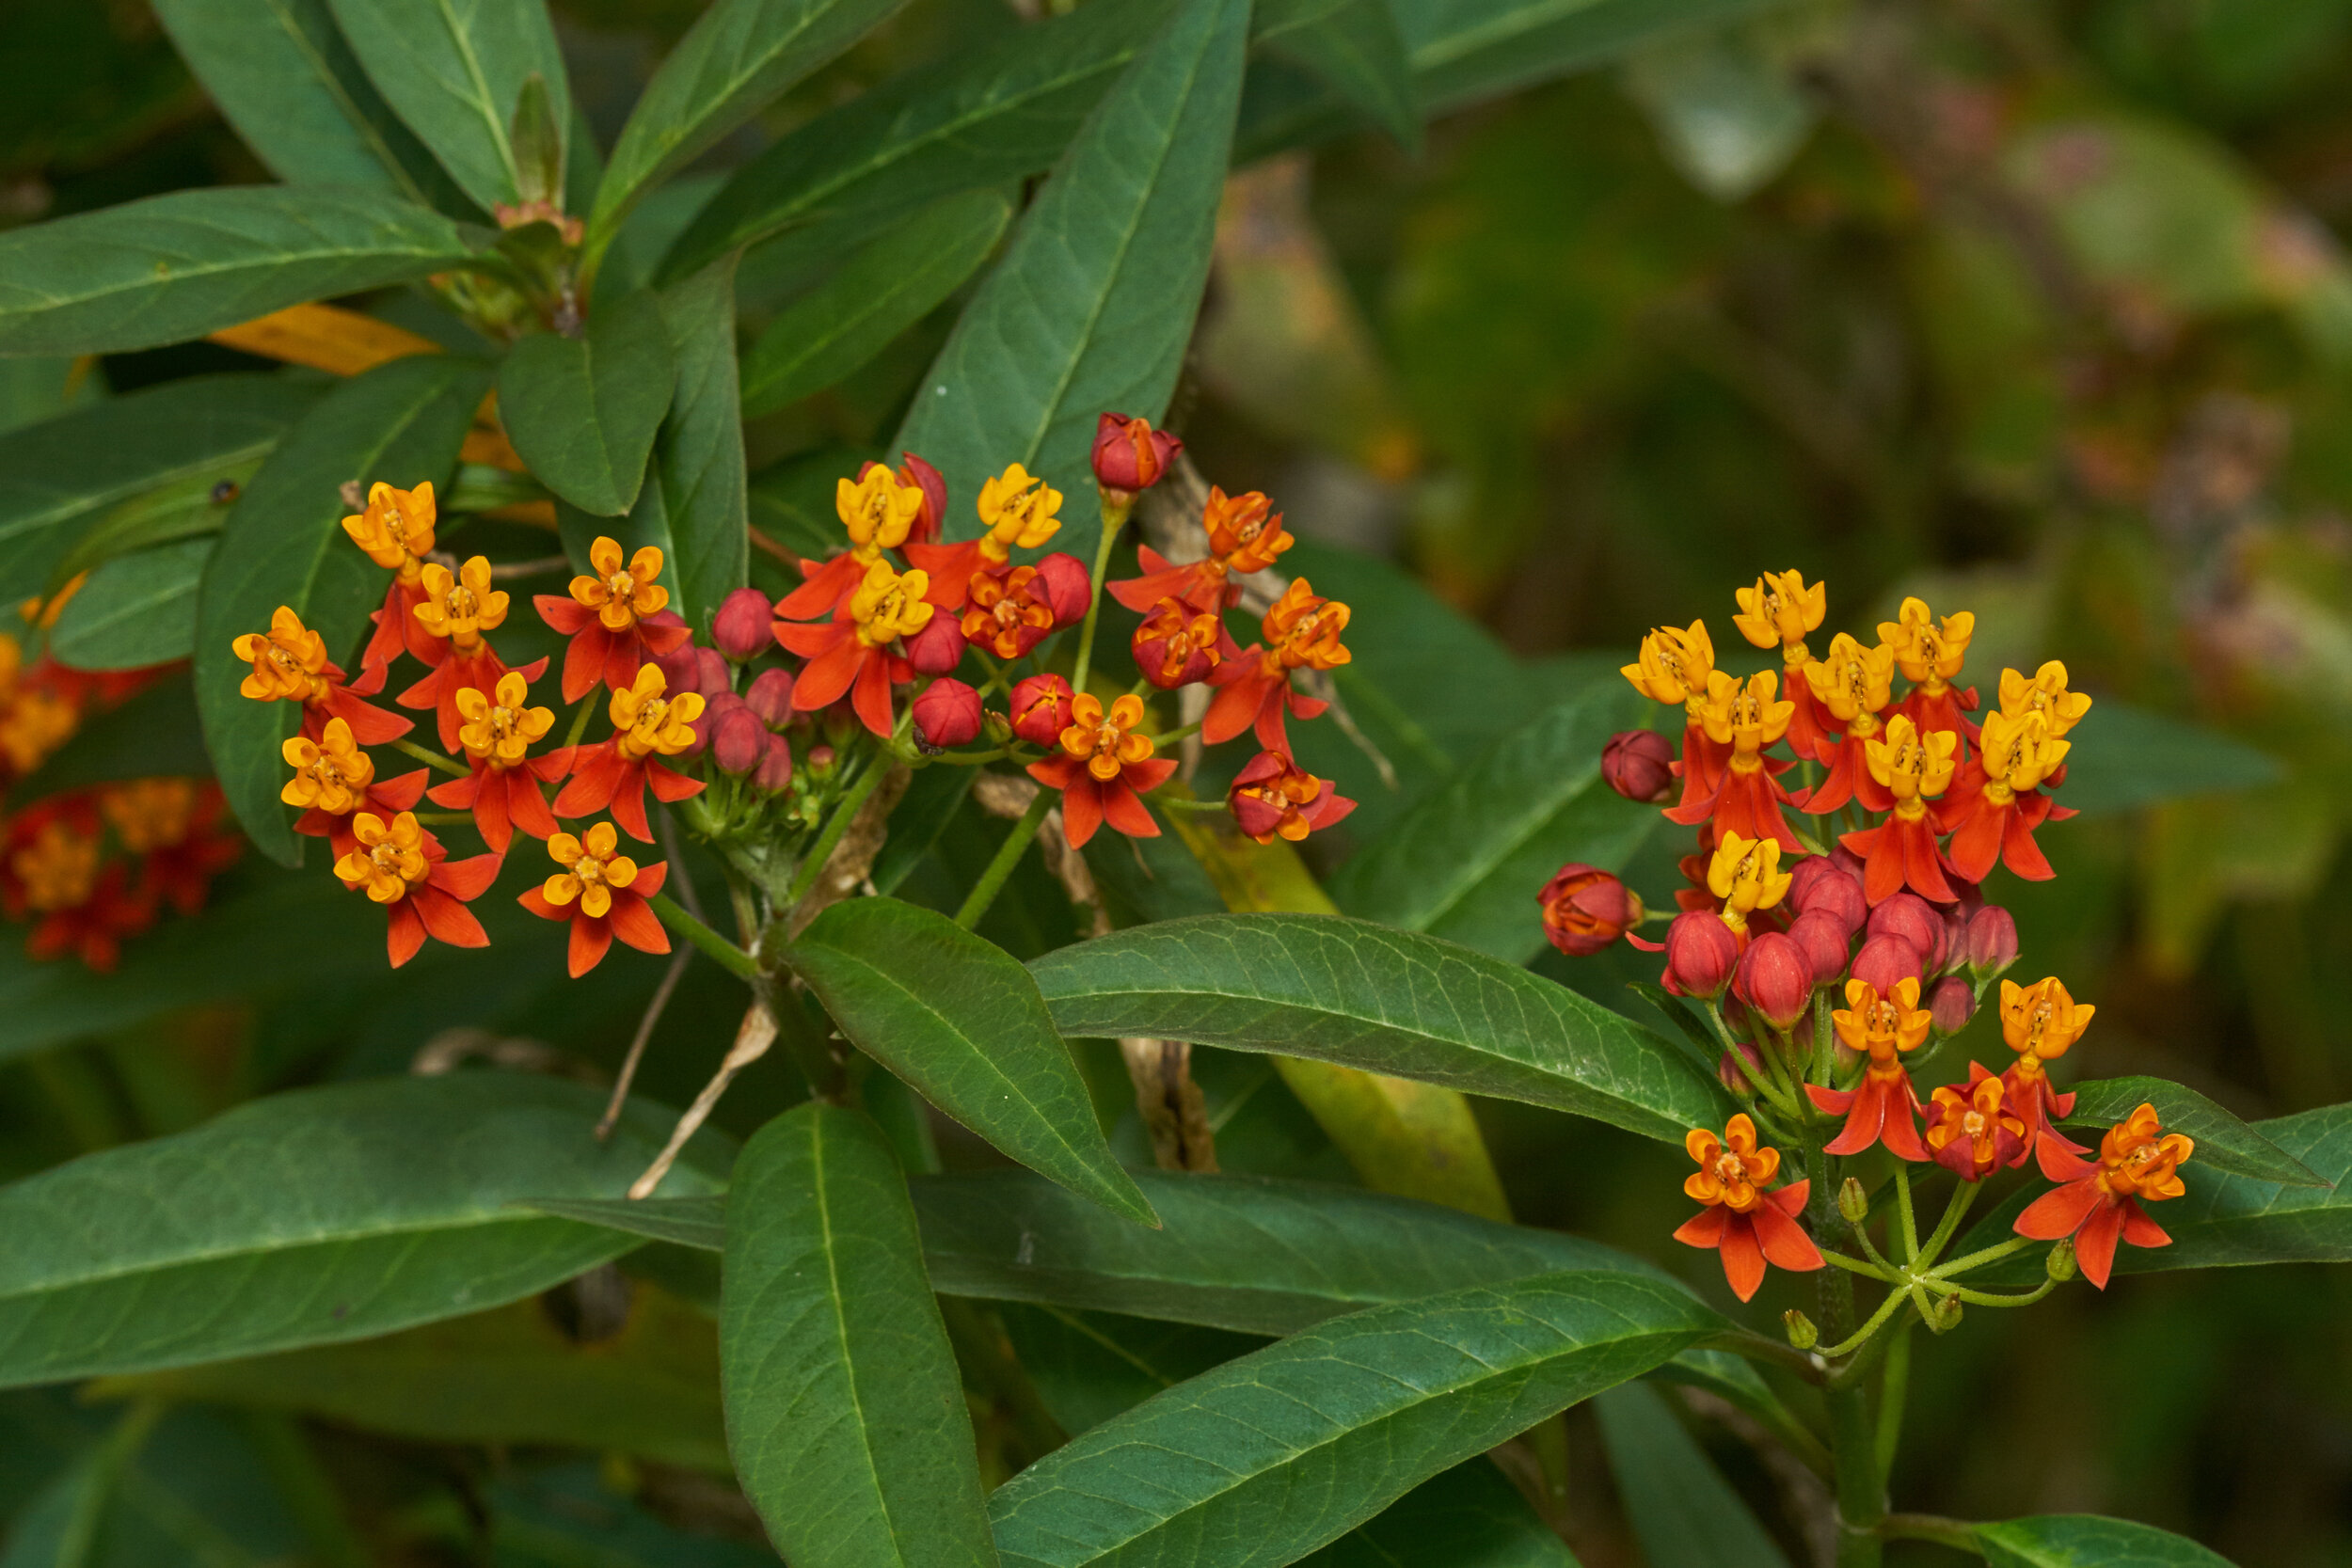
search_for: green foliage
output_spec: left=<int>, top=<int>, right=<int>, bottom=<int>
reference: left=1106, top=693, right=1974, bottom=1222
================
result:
left=2060, top=1076, right=2325, bottom=1186
left=1593, top=1382, right=1790, bottom=1568
left=1974, top=1515, right=2238, bottom=1567
left=500, top=292, right=675, bottom=517
left=656, top=260, right=755, bottom=633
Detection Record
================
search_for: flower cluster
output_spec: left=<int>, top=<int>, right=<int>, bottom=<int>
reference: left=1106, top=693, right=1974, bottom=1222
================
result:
left=1541, top=572, right=2193, bottom=1304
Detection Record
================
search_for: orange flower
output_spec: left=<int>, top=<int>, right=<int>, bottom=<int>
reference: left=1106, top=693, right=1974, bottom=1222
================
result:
left=1806, top=976, right=1931, bottom=1161
left=1733, top=570, right=1833, bottom=762
left=779, top=462, right=931, bottom=617
left=1800, top=632, right=1897, bottom=816
left=427, top=670, right=567, bottom=852
left=517, top=820, right=671, bottom=975
left=1132, top=595, right=1232, bottom=689
left=396, top=558, right=546, bottom=752
left=1663, top=670, right=1800, bottom=850
left=1203, top=578, right=1349, bottom=750
left=331, top=810, right=501, bottom=968
left=1936, top=706, right=2073, bottom=884
left=1837, top=715, right=1958, bottom=904
left=102, top=778, right=241, bottom=917
left=776, top=561, right=934, bottom=738
left=232, top=606, right=412, bottom=745
left=283, top=717, right=429, bottom=858
left=1882, top=595, right=1980, bottom=748
left=2014, top=1102, right=2193, bottom=1289
left=343, top=481, right=443, bottom=671
left=959, top=563, right=1057, bottom=659
left=1672, top=1114, right=1821, bottom=1302
left=2, top=800, right=154, bottom=972
left=551, top=665, right=707, bottom=843
left=534, top=537, right=694, bottom=702
left=1923, top=1062, right=2027, bottom=1181
left=1106, top=486, right=1292, bottom=614
left=1025, top=693, right=1177, bottom=848
left=1228, top=750, right=1356, bottom=845
left=1997, top=976, right=2095, bottom=1178
left=904, top=464, right=1063, bottom=611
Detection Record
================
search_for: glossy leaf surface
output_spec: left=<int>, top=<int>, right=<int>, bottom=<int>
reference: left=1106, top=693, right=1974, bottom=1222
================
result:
left=499, top=292, right=675, bottom=517
left=1975, top=1514, right=2235, bottom=1567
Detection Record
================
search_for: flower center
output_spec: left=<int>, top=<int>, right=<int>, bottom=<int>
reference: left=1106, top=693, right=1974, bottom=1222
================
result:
left=574, top=855, right=608, bottom=888
left=607, top=570, right=636, bottom=602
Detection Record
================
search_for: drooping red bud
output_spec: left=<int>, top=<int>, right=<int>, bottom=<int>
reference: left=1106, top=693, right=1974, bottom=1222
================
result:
left=898, top=451, right=946, bottom=545
left=1867, top=892, right=1947, bottom=974
left=1786, top=908, right=1851, bottom=990
left=745, top=667, right=795, bottom=729
left=1928, top=975, right=1977, bottom=1036
left=903, top=612, right=968, bottom=675
left=1734, top=931, right=1813, bottom=1030
left=713, top=587, right=773, bottom=661
left=1851, top=933, right=1924, bottom=995
left=1030, top=551, right=1092, bottom=627
left=710, top=701, right=766, bottom=776
left=1009, top=673, right=1075, bottom=747
left=1601, top=729, right=1675, bottom=804
left=1661, top=909, right=1740, bottom=999
left=1538, top=863, right=1643, bottom=956
left=1964, top=905, right=2018, bottom=977
left=754, top=731, right=794, bottom=792
left=1091, top=412, right=1182, bottom=495
left=1789, top=854, right=1867, bottom=936
left=914, top=679, right=984, bottom=750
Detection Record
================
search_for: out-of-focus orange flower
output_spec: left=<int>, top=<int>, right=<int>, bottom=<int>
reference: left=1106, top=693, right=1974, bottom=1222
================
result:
left=2015, top=1102, right=2193, bottom=1289
left=1673, top=1114, right=1820, bottom=1302
left=102, top=778, right=242, bottom=917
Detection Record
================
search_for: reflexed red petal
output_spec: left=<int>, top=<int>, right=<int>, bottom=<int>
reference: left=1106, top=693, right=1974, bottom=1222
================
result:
left=608, top=891, right=670, bottom=955
left=788, top=635, right=862, bottom=708
left=1718, top=1214, right=1767, bottom=1302
left=2074, top=1199, right=2125, bottom=1290
left=1673, top=1208, right=1729, bottom=1247
left=850, top=648, right=896, bottom=737
left=413, top=884, right=490, bottom=947
left=387, top=901, right=426, bottom=967
left=430, top=852, right=503, bottom=901
left=1749, top=1199, right=1824, bottom=1272
left=2015, top=1178, right=2106, bottom=1241
left=562, top=621, right=613, bottom=703
left=517, top=886, right=563, bottom=920
left=536, top=594, right=594, bottom=635
left=646, top=758, right=706, bottom=803
left=2120, top=1200, right=2169, bottom=1249
left=568, top=913, right=613, bottom=976
left=1097, top=779, right=1159, bottom=839
left=1059, top=775, right=1104, bottom=848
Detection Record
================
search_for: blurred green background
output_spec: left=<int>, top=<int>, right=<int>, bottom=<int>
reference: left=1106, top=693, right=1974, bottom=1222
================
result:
left=4, top=0, right=2350, bottom=1563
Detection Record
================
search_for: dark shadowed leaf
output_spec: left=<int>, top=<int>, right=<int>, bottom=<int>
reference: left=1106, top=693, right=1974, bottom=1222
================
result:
left=194, top=356, right=489, bottom=864
left=1258, top=0, right=1422, bottom=151
left=2052, top=702, right=2280, bottom=817
left=1974, top=1515, right=2236, bottom=1567
left=500, top=292, right=675, bottom=517
left=1595, top=1382, right=1790, bottom=1568
left=787, top=897, right=1155, bottom=1226
left=987, top=1271, right=1717, bottom=1568
left=487, top=1464, right=782, bottom=1567
left=523, top=1194, right=727, bottom=1251
left=0, top=187, right=491, bottom=356
left=722, top=1103, right=997, bottom=1568
left=998, top=1301, right=1264, bottom=1437
left=14, top=672, right=211, bottom=800
left=325, top=0, right=572, bottom=214
left=653, top=259, right=750, bottom=633
left=47, top=538, right=212, bottom=671
left=2061, top=1076, right=2325, bottom=1186
left=1029, top=913, right=1732, bottom=1142
left=0, top=1073, right=732, bottom=1388
left=894, top=0, right=1249, bottom=557
left=1297, top=1460, right=1579, bottom=1567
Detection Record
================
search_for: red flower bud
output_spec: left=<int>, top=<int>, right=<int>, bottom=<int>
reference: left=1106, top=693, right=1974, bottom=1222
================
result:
left=1661, top=909, right=1740, bottom=999
left=1009, top=673, right=1074, bottom=747
left=1734, top=931, right=1813, bottom=1030
left=1786, top=908, right=1851, bottom=990
left=1031, top=551, right=1093, bottom=628
left=1851, top=933, right=1923, bottom=995
left=710, top=702, right=767, bottom=776
left=649, top=639, right=701, bottom=699
left=1867, top=892, right=1947, bottom=974
left=1538, top=863, right=1642, bottom=956
left=692, top=645, right=732, bottom=698
left=754, top=730, right=794, bottom=792
left=1133, top=595, right=1226, bottom=689
left=676, top=688, right=733, bottom=762
left=805, top=742, right=834, bottom=774
left=899, top=451, right=946, bottom=545
left=1788, top=854, right=1867, bottom=936
left=1601, top=729, right=1675, bottom=804
left=745, top=666, right=795, bottom=728
left=1091, top=412, right=1182, bottom=495
left=1719, top=1040, right=1766, bottom=1095
left=713, top=587, right=773, bottom=661
left=914, top=678, right=984, bottom=750
left=1964, top=905, right=2018, bottom=977
left=1928, top=975, right=1977, bottom=1036
left=903, top=611, right=968, bottom=675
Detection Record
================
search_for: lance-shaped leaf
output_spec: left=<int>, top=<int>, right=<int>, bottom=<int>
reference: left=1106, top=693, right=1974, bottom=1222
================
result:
left=740, top=189, right=1013, bottom=419
left=149, top=0, right=470, bottom=209
left=0, top=1074, right=731, bottom=1389
left=1257, top=0, right=1422, bottom=152
left=1298, top=1460, right=1578, bottom=1567
left=527, top=1194, right=728, bottom=1250
left=894, top=0, right=1249, bottom=555
left=1029, top=913, right=1732, bottom=1143
left=1596, top=1382, right=1791, bottom=1568
left=195, top=355, right=490, bottom=864
left=48, top=538, right=213, bottom=671
left=0, top=373, right=313, bottom=609
left=1327, top=680, right=1655, bottom=964
left=1974, top=1515, right=2235, bottom=1567
left=326, top=0, right=572, bottom=214
left=501, top=292, right=676, bottom=517
left=786, top=897, right=1156, bottom=1227
left=0, top=187, right=490, bottom=356
left=652, top=259, right=750, bottom=634
left=588, top=0, right=918, bottom=268
left=988, top=1271, right=1718, bottom=1567
left=723, top=1103, right=998, bottom=1568
left=2060, top=1076, right=2326, bottom=1187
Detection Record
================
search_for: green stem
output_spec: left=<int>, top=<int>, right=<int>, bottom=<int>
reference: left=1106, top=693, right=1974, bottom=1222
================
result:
left=390, top=737, right=470, bottom=778
left=1704, top=1326, right=1825, bottom=1384
left=1818, top=1285, right=1908, bottom=1360
left=1893, top=1165, right=1919, bottom=1263
left=1069, top=495, right=1129, bottom=697
left=1878, top=1514, right=1979, bottom=1551
left=1929, top=1233, right=2036, bottom=1280
left=955, top=786, right=1053, bottom=930
left=1144, top=719, right=1202, bottom=748
left=785, top=752, right=888, bottom=908
left=1820, top=1247, right=1898, bottom=1279
left=1828, top=1375, right=1887, bottom=1567
left=562, top=689, right=599, bottom=750
left=1873, top=1323, right=1910, bottom=1479
left=1918, top=1177, right=1979, bottom=1266
left=1922, top=1275, right=2060, bottom=1308
left=650, top=892, right=759, bottom=981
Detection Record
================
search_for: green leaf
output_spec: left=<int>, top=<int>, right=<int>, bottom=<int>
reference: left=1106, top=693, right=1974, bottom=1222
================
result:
left=325, top=0, right=572, bottom=214
left=46, top=539, right=212, bottom=671
left=0, top=1073, right=732, bottom=1389
left=1258, top=0, right=1422, bottom=152
left=1327, top=680, right=1655, bottom=964
left=659, top=0, right=1162, bottom=288
left=722, top=1103, right=997, bottom=1568
left=587, top=0, right=917, bottom=268
left=2053, top=702, right=2280, bottom=817
left=1028, top=913, right=1732, bottom=1143
left=148, top=0, right=471, bottom=209
left=95, top=1289, right=729, bottom=1472
left=1296, top=1461, right=1579, bottom=1568
left=894, top=0, right=1249, bottom=555
left=1973, top=1514, right=2235, bottom=1567
left=41, top=462, right=265, bottom=600
left=523, top=1195, right=728, bottom=1251
left=740, top=190, right=1013, bottom=419
left=987, top=1271, right=1718, bottom=1567
left=0, top=187, right=490, bottom=356
left=652, top=259, right=751, bottom=634
left=2061, top=1076, right=2326, bottom=1187
left=500, top=293, right=676, bottom=517
left=786, top=896, right=1156, bottom=1226
left=194, top=355, right=490, bottom=864
left=488, top=1465, right=781, bottom=1568
left=1594, top=1382, right=1790, bottom=1568
left=0, top=374, right=314, bottom=610
left=998, top=1301, right=1265, bottom=1437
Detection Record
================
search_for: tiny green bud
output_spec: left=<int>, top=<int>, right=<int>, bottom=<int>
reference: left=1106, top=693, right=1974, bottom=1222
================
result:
left=2045, top=1236, right=2077, bottom=1283
left=1782, top=1309, right=1818, bottom=1351
left=1927, top=1292, right=1963, bottom=1334
left=984, top=709, right=1013, bottom=744
left=1836, top=1177, right=1868, bottom=1226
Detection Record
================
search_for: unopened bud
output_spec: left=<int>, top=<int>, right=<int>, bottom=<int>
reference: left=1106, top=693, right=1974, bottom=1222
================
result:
left=1661, top=909, right=1740, bottom=1000
left=1783, top=1309, right=1818, bottom=1351
left=1733, top=931, right=1813, bottom=1030
left=1851, top=933, right=1923, bottom=995
left=1718, top=1041, right=1764, bottom=1096
left=902, top=611, right=967, bottom=675
left=1966, top=905, right=2019, bottom=978
left=712, top=587, right=773, bottom=660
left=805, top=743, right=835, bottom=775
left=898, top=451, right=946, bottom=545
left=1031, top=551, right=1093, bottom=629
left=1091, top=411, right=1181, bottom=497
left=984, top=709, right=1012, bottom=744
left=1538, top=863, right=1640, bottom=956
left=1601, top=729, right=1675, bottom=804
left=745, top=667, right=795, bottom=729
left=1867, top=892, right=1947, bottom=974
left=2044, top=1236, right=2077, bottom=1282
left=753, top=731, right=794, bottom=793
left=1928, top=974, right=1976, bottom=1036
left=1837, top=1177, right=1868, bottom=1225
left=1928, top=1293, right=1963, bottom=1333
left=709, top=701, right=765, bottom=776
left=913, top=678, right=984, bottom=750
